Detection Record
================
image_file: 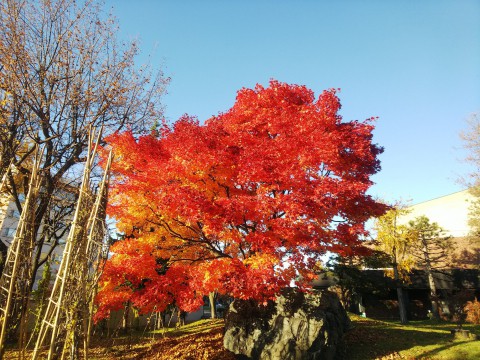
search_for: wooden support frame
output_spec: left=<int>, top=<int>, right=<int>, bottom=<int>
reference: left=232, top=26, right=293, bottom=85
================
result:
left=0, top=148, right=43, bottom=359
left=32, top=126, right=113, bottom=360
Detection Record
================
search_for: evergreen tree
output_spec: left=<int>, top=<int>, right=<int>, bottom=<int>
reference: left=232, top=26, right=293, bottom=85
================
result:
left=408, top=216, right=453, bottom=319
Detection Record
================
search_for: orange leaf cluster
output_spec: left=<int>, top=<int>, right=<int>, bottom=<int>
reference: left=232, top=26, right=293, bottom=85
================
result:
left=464, top=298, right=480, bottom=325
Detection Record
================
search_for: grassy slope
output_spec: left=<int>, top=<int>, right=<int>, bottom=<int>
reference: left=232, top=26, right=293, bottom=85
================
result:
left=5, top=317, right=480, bottom=359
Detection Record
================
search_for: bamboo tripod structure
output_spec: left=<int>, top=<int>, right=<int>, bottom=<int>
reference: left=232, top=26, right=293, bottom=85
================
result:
left=0, top=148, right=43, bottom=359
left=32, top=127, right=113, bottom=360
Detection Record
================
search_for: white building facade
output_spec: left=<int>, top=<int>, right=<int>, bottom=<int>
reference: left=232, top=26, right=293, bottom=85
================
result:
left=401, top=189, right=473, bottom=238
left=400, top=189, right=479, bottom=268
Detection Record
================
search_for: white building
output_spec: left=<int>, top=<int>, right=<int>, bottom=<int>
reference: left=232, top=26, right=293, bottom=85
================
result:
left=0, top=197, right=22, bottom=248
left=400, top=189, right=479, bottom=268
left=400, top=189, right=474, bottom=237
left=0, top=193, right=67, bottom=286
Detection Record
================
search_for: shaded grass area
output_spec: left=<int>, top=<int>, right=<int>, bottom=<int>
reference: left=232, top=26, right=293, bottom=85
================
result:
left=4, top=316, right=480, bottom=359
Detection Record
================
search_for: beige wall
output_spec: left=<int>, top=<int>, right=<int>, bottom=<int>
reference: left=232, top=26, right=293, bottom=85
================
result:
left=399, top=189, right=479, bottom=268
left=400, top=189, right=473, bottom=237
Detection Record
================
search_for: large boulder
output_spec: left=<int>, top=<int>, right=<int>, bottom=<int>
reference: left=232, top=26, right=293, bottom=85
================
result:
left=223, top=289, right=350, bottom=360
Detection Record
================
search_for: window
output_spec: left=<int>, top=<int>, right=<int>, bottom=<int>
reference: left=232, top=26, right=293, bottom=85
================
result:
left=3, top=228, right=15, bottom=237
left=8, top=209, right=20, bottom=218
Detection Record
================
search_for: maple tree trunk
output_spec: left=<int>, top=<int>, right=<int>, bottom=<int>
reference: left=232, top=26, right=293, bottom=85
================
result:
left=122, top=302, right=130, bottom=334
left=176, top=309, right=186, bottom=327
left=209, top=292, right=216, bottom=319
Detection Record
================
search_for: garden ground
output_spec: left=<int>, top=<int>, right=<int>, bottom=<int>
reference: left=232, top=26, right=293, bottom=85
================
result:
left=4, top=315, right=480, bottom=359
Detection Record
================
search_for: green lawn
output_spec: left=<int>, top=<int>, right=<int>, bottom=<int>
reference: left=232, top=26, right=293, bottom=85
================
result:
left=345, top=314, right=480, bottom=360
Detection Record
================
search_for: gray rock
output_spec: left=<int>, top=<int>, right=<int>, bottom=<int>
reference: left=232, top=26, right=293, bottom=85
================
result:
left=223, top=288, right=350, bottom=360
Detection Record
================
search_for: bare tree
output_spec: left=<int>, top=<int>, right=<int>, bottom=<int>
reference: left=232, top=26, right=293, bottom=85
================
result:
left=461, top=114, right=480, bottom=174
left=461, top=114, right=480, bottom=238
left=0, top=0, right=167, bottom=287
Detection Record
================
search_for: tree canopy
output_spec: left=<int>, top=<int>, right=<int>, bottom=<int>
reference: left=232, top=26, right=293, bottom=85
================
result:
left=95, top=81, right=386, bottom=320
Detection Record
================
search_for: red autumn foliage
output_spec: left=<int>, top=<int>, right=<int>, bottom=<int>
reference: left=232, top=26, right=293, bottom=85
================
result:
left=94, top=80, right=386, bottom=320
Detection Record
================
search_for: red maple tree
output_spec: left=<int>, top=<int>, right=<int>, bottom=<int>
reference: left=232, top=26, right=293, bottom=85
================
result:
left=94, top=80, right=386, bottom=320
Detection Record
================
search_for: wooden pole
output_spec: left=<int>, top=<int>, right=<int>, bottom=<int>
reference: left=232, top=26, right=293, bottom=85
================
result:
left=32, top=126, right=112, bottom=360
left=0, top=148, right=42, bottom=359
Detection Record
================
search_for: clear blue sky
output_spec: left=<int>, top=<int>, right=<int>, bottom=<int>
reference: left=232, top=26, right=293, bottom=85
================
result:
left=105, top=0, right=480, bottom=205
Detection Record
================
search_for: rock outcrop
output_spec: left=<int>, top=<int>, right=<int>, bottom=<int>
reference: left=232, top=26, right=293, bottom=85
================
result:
left=223, top=289, right=350, bottom=360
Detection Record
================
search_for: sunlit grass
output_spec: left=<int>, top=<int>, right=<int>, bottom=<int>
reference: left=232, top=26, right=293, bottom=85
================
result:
left=346, top=313, right=480, bottom=359
left=151, top=319, right=224, bottom=337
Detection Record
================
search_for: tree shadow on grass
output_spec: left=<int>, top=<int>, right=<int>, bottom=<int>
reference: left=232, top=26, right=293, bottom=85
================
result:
left=345, top=319, right=479, bottom=360
left=123, top=326, right=236, bottom=360
left=87, top=320, right=235, bottom=360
